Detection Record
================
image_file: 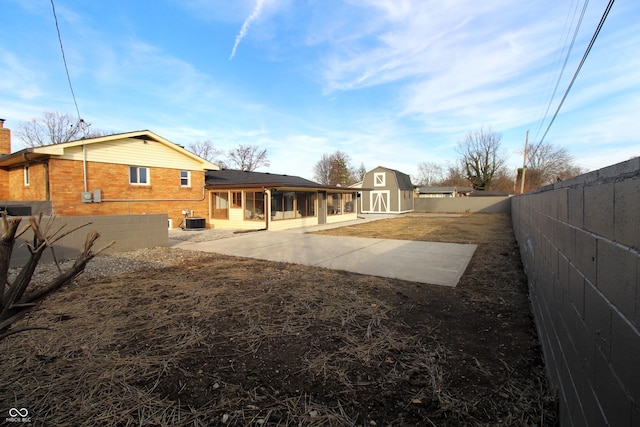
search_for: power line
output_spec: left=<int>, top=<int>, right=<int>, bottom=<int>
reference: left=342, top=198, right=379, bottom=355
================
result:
left=532, top=0, right=590, bottom=144
left=537, top=0, right=616, bottom=145
left=50, top=0, right=82, bottom=124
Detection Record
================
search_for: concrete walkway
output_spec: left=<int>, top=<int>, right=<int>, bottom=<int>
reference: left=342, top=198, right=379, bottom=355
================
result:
left=170, top=215, right=477, bottom=287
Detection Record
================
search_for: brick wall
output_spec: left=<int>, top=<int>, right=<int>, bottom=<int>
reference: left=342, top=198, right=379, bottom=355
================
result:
left=0, top=121, right=12, bottom=198
left=7, top=158, right=209, bottom=228
left=511, top=158, right=640, bottom=426
left=0, top=120, right=10, bottom=155
left=7, top=162, right=48, bottom=200
left=10, top=214, right=168, bottom=267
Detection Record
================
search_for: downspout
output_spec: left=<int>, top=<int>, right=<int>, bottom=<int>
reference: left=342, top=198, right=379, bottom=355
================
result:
left=82, top=144, right=88, bottom=193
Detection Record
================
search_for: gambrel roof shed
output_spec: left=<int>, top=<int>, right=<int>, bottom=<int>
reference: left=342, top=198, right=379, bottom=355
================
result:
left=360, top=166, right=414, bottom=214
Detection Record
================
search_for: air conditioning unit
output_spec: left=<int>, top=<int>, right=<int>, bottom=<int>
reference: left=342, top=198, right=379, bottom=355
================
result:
left=184, top=217, right=206, bottom=230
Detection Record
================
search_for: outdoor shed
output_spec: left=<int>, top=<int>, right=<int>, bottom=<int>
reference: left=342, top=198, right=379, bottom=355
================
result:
left=359, top=166, right=414, bottom=214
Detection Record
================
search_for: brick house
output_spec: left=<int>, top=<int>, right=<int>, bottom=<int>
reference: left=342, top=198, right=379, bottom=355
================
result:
left=0, top=121, right=218, bottom=228
left=0, top=120, right=362, bottom=230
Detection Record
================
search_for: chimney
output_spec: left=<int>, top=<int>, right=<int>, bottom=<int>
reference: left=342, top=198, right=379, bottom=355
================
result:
left=0, top=119, right=11, bottom=156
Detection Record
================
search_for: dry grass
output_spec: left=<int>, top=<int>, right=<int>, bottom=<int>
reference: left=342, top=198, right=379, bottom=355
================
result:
left=1, top=213, right=557, bottom=426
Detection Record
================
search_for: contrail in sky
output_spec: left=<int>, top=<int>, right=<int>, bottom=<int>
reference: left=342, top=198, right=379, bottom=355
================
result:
left=229, top=0, right=266, bottom=60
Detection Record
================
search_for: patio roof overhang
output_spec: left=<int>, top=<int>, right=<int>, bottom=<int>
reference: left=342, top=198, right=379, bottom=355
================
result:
left=205, top=183, right=362, bottom=192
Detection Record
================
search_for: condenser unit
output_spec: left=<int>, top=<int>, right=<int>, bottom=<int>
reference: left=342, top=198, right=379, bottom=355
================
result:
left=184, top=217, right=206, bottom=230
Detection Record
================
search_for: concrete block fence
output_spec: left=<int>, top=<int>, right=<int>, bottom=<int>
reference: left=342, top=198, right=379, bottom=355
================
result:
left=414, top=196, right=511, bottom=213
left=511, top=158, right=640, bottom=426
left=9, top=214, right=168, bottom=267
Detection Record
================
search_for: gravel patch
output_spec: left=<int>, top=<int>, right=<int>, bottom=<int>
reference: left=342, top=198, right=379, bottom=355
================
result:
left=10, top=228, right=253, bottom=288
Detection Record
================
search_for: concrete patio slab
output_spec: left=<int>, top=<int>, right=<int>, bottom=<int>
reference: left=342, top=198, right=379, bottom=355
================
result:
left=172, top=230, right=476, bottom=287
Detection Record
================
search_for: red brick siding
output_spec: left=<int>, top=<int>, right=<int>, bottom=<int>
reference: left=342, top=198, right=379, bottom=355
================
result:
left=0, top=169, right=8, bottom=199
left=5, top=163, right=48, bottom=200
left=5, top=158, right=208, bottom=228
left=0, top=126, right=10, bottom=156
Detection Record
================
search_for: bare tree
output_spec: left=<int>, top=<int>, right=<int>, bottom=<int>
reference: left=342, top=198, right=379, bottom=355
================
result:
left=313, top=151, right=358, bottom=186
left=0, top=213, right=114, bottom=340
left=525, top=141, right=583, bottom=188
left=457, top=126, right=508, bottom=190
left=313, top=154, right=333, bottom=185
left=227, top=144, right=270, bottom=171
left=440, top=162, right=471, bottom=187
left=188, top=140, right=226, bottom=166
left=17, top=111, right=103, bottom=147
left=355, top=162, right=367, bottom=183
left=416, top=162, right=444, bottom=186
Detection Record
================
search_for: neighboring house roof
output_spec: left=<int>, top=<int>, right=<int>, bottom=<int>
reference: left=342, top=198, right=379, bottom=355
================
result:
left=0, top=130, right=218, bottom=170
left=371, top=166, right=414, bottom=190
left=206, top=169, right=354, bottom=191
left=418, top=186, right=457, bottom=194
left=417, top=186, right=474, bottom=194
left=469, top=190, right=514, bottom=197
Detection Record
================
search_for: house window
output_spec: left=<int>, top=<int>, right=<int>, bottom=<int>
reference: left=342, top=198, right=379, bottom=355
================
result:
left=245, top=191, right=265, bottom=220
left=344, top=193, right=354, bottom=212
left=295, top=192, right=316, bottom=217
left=327, top=193, right=341, bottom=215
left=129, top=166, right=149, bottom=185
left=271, top=191, right=316, bottom=220
left=24, top=166, right=30, bottom=186
left=231, top=191, right=242, bottom=208
left=211, top=192, right=229, bottom=219
left=327, top=192, right=355, bottom=215
left=180, top=170, right=191, bottom=187
left=374, top=172, right=385, bottom=187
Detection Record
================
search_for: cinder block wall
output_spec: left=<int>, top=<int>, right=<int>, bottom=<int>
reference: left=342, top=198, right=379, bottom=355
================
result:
left=414, top=196, right=511, bottom=213
left=9, top=214, right=168, bottom=267
left=511, top=158, right=640, bottom=426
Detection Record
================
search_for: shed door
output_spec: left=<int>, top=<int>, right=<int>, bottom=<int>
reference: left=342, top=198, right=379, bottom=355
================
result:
left=370, top=191, right=390, bottom=213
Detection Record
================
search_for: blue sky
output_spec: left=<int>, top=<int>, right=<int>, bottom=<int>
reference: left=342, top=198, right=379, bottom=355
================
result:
left=1, top=0, right=638, bottom=181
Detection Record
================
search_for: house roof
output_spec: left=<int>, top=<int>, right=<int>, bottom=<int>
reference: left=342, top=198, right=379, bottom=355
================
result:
left=0, top=130, right=219, bottom=170
left=418, top=186, right=457, bottom=194
left=205, top=169, right=355, bottom=191
left=417, top=186, right=474, bottom=194
left=469, top=190, right=514, bottom=197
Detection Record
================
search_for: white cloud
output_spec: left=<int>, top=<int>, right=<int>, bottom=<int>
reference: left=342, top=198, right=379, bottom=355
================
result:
left=229, top=0, right=268, bottom=59
left=0, top=50, right=44, bottom=100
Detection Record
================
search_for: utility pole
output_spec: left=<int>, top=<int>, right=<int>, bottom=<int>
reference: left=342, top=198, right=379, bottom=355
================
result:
left=520, top=130, right=529, bottom=194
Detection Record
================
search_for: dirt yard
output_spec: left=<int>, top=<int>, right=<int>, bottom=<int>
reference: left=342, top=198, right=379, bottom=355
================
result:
left=1, top=213, right=557, bottom=426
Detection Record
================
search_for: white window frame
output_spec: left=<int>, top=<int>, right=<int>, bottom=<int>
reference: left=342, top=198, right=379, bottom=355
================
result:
left=24, top=165, right=30, bottom=186
left=180, top=170, right=191, bottom=187
left=373, top=172, right=386, bottom=187
left=129, top=166, right=150, bottom=185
